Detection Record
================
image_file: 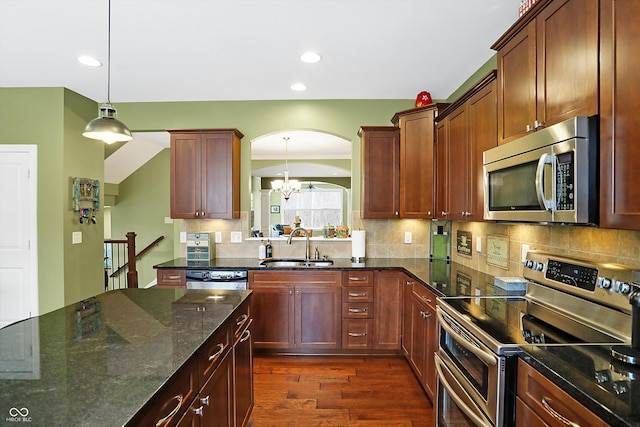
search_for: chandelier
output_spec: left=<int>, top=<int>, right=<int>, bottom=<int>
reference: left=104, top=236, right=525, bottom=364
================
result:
left=271, top=137, right=301, bottom=201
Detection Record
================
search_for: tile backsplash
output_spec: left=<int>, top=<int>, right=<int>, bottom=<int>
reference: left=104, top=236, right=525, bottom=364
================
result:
left=183, top=212, right=640, bottom=276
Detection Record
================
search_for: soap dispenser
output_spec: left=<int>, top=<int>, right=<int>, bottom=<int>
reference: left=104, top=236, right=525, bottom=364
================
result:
left=265, top=239, right=273, bottom=259
left=258, top=240, right=267, bottom=260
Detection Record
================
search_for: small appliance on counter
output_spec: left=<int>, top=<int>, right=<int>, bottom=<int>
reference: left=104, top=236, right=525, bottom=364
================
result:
left=186, top=233, right=214, bottom=261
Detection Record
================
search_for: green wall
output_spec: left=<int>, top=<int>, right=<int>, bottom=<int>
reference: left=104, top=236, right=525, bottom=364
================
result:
left=0, top=87, right=104, bottom=314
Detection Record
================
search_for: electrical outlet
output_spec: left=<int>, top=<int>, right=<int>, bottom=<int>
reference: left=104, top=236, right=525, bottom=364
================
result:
left=72, top=231, right=82, bottom=244
left=215, top=232, right=222, bottom=243
left=476, top=237, right=483, bottom=253
left=404, top=231, right=412, bottom=244
left=230, top=232, right=243, bottom=243
left=522, top=244, right=531, bottom=262
left=179, top=232, right=187, bottom=243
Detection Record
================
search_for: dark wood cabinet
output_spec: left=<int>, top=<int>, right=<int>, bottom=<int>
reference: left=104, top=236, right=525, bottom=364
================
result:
left=516, top=359, right=609, bottom=427
left=169, top=129, right=242, bottom=219
left=157, top=269, right=186, bottom=288
left=435, top=72, right=497, bottom=221
left=233, top=316, right=254, bottom=427
left=402, top=279, right=438, bottom=402
left=199, top=350, right=234, bottom=427
left=249, top=271, right=342, bottom=350
left=341, top=271, right=374, bottom=350
left=359, top=126, right=400, bottom=218
left=599, top=0, right=640, bottom=230
left=392, top=105, right=446, bottom=219
left=493, top=0, right=599, bottom=145
left=373, top=270, right=403, bottom=350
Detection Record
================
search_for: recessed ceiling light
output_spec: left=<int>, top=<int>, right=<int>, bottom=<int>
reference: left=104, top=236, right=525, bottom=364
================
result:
left=290, top=83, right=307, bottom=91
left=77, top=55, right=102, bottom=67
left=300, top=51, right=322, bottom=64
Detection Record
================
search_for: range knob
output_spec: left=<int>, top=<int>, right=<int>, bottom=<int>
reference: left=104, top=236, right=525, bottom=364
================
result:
left=598, top=277, right=612, bottom=289
left=524, top=260, right=534, bottom=269
left=616, top=281, right=632, bottom=294
left=532, top=261, right=544, bottom=271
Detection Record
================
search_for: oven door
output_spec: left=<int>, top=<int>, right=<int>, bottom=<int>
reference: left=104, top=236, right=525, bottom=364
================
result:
left=436, top=307, right=505, bottom=426
left=435, top=353, right=493, bottom=427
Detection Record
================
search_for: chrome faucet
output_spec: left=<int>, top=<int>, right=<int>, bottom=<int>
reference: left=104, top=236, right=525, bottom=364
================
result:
left=287, top=227, right=311, bottom=261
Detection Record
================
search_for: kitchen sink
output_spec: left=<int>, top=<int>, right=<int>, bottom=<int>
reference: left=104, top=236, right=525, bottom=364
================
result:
left=259, top=258, right=334, bottom=268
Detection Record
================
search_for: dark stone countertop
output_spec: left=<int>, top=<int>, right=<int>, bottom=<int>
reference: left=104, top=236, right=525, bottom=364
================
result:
left=0, top=288, right=251, bottom=427
left=520, top=344, right=640, bottom=427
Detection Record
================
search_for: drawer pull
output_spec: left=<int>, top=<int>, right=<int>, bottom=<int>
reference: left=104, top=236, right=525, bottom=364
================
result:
left=348, top=292, right=367, bottom=297
left=208, top=343, right=225, bottom=361
left=421, top=295, right=432, bottom=304
left=348, top=276, right=369, bottom=282
left=348, top=308, right=367, bottom=313
left=236, top=313, right=249, bottom=327
left=155, top=394, right=183, bottom=426
left=240, top=329, right=251, bottom=342
left=541, top=397, right=580, bottom=427
left=348, top=332, right=367, bottom=337
left=164, top=275, right=181, bottom=280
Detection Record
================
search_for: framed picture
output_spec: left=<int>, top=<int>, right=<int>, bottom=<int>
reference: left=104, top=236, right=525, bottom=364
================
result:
left=270, top=205, right=280, bottom=213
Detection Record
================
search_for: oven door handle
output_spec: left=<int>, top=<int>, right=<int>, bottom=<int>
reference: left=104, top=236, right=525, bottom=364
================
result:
left=434, top=353, right=493, bottom=427
left=436, top=307, right=497, bottom=366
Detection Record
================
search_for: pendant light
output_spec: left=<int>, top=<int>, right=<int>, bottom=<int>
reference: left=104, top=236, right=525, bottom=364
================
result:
left=271, top=137, right=301, bottom=201
left=82, top=0, right=132, bottom=144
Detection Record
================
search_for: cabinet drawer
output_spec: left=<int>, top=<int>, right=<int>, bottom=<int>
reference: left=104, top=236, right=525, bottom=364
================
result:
left=343, top=270, right=374, bottom=286
left=232, top=299, right=251, bottom=338
left=517, top=359, right=609, bottom=427
left=342, top=302, right=373, bottom=319
left=342, top=319, right=373, bottom=349
left=198, top=322, right=231, bottom=385
left=157, top=269, right=186, bottom=288
left=342, top=286, right=374, bottom=302
left=412, top=282, right=436, bottom=310
left=133, top=356, right=198, bottom=427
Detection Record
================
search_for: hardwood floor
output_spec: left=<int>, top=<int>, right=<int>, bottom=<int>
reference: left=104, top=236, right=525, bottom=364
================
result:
left=248, top=355, right=434, bottom=427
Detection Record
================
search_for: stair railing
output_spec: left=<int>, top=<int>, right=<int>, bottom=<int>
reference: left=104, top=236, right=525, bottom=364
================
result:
left=104, top=233, right=165, bottom=291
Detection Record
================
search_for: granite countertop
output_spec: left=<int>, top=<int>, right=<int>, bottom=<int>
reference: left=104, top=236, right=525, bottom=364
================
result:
left=520, top=344, right=640, bottom=427
left=0, top=288, right=251, bottom=427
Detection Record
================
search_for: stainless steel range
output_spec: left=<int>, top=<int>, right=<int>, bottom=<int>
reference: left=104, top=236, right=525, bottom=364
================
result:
left=435, top=251, right=636, bottom=427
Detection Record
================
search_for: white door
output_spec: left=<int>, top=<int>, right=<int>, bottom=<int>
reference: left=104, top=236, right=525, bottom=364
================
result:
left=0, top=145, right=38, bottom=329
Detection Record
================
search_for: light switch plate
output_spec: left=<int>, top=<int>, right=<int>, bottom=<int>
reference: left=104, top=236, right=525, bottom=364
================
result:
left=476, top=237, right=483, bottom=253
left=215, top=232, right=222, bottom=243
left=230, top=232, right=243, bottom=243
left=179, top=232, right=187, bottom=243
left=522, top=244, right=531, bottom=262
left=72, top=231, right=82, bottom=244
left=404, top=231, right=412, bottom=244
left=164, top=217, right=173, bottom=224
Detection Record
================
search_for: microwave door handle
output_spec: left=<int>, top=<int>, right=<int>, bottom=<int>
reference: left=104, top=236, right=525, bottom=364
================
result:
left=434, top=354, right=493, bottom=427
left=535, top=153, right=554, bottom=211
left=436, top=307, right=497, bottom=366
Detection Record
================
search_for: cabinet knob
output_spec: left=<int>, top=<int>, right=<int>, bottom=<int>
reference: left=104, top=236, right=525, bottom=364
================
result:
left=534, top=120, right=545, bottom=130
left=200, top=395, right=210, bottom=406
left=526, top=124, right=534, bottom=132
left=441, top=211, right=447, bottom=216
left=193, top=406, right=204, bottom=416
left=428, top=211, right=432, bottom=216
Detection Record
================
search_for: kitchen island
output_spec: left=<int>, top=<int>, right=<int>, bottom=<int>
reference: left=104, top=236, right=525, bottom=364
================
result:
left=0, top=288, right=252, bottom=427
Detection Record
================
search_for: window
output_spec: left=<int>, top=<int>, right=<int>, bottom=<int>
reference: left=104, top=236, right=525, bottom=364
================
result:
left=280, top=188, right=343, bottom=229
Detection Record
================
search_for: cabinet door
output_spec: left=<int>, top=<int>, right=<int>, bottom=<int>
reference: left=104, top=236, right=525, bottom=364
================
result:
left=600, top=0, right=640, bottom=230
left=360, top=126, right=400, bottom=218
left=399, top=108, right=436, bottom=218
left=467, top=79, right=497, bottom=221
left=401, top=278, right=414, bottom=358
left=295, top=285, right=341, bottom=349
left=408, top=297, right=427, bottom=381
left=170, top=134, right=202, bottom=218
left=536, top=0, right=598, bottom=126
left=201, top=132, right=241, bottom=219
left=373, top=271, right=403, bottom=350
left=234, top=322, right=254, bottom=427
left=423, top=304, right=437, bottom=401
left=497, top=23, right=536, bottom=144
left=446, top=106, right=469, bottom=221
left=249, top=285, right=294, bottom=349
left=201, top=351, right=234, bottom=427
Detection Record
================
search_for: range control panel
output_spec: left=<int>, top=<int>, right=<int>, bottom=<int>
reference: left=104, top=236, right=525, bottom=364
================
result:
left=523, top=250, right=637, bottom=313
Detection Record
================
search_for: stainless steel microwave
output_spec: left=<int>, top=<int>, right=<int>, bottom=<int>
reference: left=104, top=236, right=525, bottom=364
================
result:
left=483, top=116, right=598, bottom=224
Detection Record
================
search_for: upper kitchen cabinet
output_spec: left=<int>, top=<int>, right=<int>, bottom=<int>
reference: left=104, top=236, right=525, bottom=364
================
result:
left=492, top=0, right=599, bottom=145
left=392, top=104, right=447, bottom=219
left=435, top=72, right=498, bottom=221
left=359, top=126, right=400, bottom=218
left=169, top=129, right=242, bottom=219
left=600, top=0, right=640, bottom=230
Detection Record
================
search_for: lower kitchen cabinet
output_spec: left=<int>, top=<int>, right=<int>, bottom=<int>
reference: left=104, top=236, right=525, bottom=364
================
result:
left=157, top=269, right=186, bottom=288
left=373, top=270, right=403, bottom=350
left=234, top=318, right=254, bottom=427
left=516, top=358, right=608, bottom=427
left=402, top=278, right=438, bottom=401
left=249, top=271, right=342, bottom=350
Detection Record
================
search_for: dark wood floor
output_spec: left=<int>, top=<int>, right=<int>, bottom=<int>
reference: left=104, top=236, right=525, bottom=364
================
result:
left=248, top=354, right=434, bottom=427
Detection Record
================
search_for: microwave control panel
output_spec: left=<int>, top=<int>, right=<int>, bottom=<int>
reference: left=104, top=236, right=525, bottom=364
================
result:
left=555, top=151, right=574, bottom=211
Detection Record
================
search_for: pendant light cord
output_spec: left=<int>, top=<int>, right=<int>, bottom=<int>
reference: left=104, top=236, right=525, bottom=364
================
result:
left=107, top=0, right=112, bottom=103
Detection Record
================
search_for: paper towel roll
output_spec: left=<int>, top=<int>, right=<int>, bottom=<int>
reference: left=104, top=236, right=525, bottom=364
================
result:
left=351, top=230, right=366, bottom=260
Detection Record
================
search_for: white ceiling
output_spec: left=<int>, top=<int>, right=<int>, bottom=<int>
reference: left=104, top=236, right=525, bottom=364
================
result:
left=0, top=0, right=520, bottom=183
